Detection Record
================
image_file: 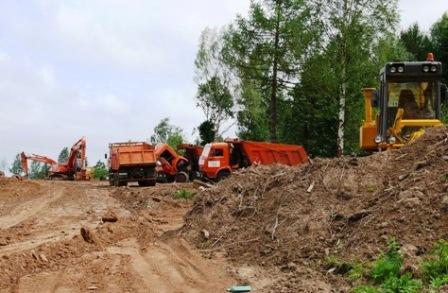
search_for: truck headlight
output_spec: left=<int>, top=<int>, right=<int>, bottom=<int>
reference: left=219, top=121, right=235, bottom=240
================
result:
left=388, top=136, right=396, bottom=144
left=375, top=135, right=382, bottom=144
left=423, top=65, right=430, bottom=72
left=390, top=66, right=396, bottom=73
left=397, top=66, right=404, bottom=73
left=431, top=65, right=438, bottom=72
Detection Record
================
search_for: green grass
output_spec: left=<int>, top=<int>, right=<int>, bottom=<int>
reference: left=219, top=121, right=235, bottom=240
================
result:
left=351, top=239, right=422, bottom=293
left=422, top=240, right=448, bottom=290
left=173, top=189, right=195, bottom=199
left=331, top=239, right=448, bottom=292
left=370, top=239, right=403, bottom=283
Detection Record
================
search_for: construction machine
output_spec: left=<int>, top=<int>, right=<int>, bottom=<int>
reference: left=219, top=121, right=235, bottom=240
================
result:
left=154, top=143, right=189, bottom=183
left=21, top=137, right=89, bottom=180
left=360, top=53, right=447, bottom=151
left=21, top=153, right=57, bottom=177
left=199, top=139, right=309, bottom=181
left=178, top=144, right=203, bottom=180
left=107, top=142, right=157, bottom=186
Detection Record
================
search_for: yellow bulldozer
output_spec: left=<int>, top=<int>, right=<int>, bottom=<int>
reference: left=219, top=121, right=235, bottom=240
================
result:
left=360, top=53, right=447, bottom=151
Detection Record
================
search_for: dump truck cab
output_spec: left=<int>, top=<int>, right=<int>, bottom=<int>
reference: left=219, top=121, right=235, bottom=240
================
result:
left=154, top=143, right=189, bottom=182
left=178, top=144, right=204, bottom=180
left=361, top=53, right=446, bottom=151
left=199, top=142, right=231, bottom=180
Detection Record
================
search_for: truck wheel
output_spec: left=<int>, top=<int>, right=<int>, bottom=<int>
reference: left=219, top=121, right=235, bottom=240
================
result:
left=175, top=172, right=188, bottom=183
left=113, top=173, right=120, bottom=187
left=138, top=180, right=149, bottom=187
left=119, top=181, right=128, bottom=187
left=216, top=170, right=230, bottom=182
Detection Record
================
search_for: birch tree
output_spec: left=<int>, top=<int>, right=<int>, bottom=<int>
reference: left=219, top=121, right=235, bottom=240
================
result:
left=316, top=0, right=398, bottom=155
left=194, top=28, right=235, bottom=137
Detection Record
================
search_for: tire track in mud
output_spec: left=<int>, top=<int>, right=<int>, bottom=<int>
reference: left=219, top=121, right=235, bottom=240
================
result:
left=0, top=181, right=237, bottom=292
left=0, top=187, right=64, bottom=229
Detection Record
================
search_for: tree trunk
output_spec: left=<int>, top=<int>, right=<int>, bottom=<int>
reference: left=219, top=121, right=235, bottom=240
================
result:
left=269, top=0, right=281, bottom=142
left=337, top=67, right=346, bottom=156
left=336, top=0, right=348, bottom=157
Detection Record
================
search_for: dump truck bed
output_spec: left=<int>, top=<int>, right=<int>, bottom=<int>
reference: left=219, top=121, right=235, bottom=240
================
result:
left=235, top=140, right=308, bottom=166
left=109, top=142, right=156, bottom=171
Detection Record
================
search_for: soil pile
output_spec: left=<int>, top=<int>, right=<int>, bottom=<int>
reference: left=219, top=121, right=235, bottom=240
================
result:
left=184, top=127, right=448, bottom=289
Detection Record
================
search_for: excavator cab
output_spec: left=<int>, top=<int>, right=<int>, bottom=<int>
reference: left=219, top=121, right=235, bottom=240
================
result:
left=360, top=53, right=446, bottom=151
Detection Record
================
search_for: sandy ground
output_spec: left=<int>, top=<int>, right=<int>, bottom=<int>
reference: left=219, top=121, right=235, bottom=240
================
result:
left=0, top=179, right=236, bottom=293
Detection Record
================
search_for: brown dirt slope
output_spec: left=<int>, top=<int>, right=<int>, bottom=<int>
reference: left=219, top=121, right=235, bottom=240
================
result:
left=184, top=126, right=448, bottom=290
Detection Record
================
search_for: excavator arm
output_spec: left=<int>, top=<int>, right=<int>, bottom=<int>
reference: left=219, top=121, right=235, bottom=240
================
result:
left=20, top=152, right=57, bottom=177
left=66, top=137, right=87, bottom=171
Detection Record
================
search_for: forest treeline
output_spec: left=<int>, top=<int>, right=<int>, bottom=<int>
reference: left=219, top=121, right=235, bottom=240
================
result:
left=194, top=0, right=448, bottom=157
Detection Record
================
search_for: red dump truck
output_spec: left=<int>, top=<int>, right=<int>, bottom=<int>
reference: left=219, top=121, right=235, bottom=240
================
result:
left=178, top=144, right=204, bottom=180
left=107, top=142, right=157, bottom=187
left=154, top=143, right=189, bottom=183
left=199, top=139, right=309, bottom=181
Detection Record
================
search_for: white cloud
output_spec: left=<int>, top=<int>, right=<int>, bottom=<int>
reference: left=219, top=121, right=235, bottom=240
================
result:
left=37, top=65, right=56, bottom=87
left=54, top=2, right=166, bottom=70
left=399, top=0, right=448, bottom=31
left=0, top=50, right=9, bottom=62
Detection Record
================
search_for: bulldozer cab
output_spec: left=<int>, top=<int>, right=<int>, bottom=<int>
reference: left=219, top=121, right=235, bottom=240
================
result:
left=360, top=54, right=445, bottom=151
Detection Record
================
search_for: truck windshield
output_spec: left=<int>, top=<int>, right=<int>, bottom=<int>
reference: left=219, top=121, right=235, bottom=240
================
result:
left=198, top=144, right=211, bottom=166
left=202, top=144, right=211, bottom=158
left=387, top=81, right=436, bottom=121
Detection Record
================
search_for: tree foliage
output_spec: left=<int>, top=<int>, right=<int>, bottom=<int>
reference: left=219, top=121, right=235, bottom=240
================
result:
left=193, top=1, right=448, bottom=157
left=195, top=28, right=235, bottom=137
left=223, top=0, right=319, bottom=142
left=58, top=147, right=69, bottom=164
left=150, top=118, right=184, bottom=150
left=198, top=120, right=216, bottom=145
left=10, top=154, right=23, bottom=175
left=92, top=160, right=108, bottom=180
left=29, top=161, right=49, bottom=179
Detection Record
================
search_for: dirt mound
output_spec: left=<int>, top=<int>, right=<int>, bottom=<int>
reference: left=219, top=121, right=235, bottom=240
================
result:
left=184, top=127, right=448, bottom=289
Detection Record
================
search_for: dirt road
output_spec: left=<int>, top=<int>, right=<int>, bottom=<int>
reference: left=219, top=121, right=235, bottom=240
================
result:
left=0, top=179, right=235, bottom=292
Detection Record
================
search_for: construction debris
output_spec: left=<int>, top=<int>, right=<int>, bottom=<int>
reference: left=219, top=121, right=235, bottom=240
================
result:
left=184, top=126, right=448, bottom=289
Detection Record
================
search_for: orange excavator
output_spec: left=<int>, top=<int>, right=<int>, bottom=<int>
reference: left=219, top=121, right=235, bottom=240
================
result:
left=21, top=137, right=89, bottom=180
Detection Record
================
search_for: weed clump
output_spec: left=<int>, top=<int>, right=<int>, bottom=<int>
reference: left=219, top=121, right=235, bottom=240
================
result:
left=173, top=189, right=195, bottom=199
left=422, top=240, right=448, bottom=289
left=351, top=239, right=422, bottom=293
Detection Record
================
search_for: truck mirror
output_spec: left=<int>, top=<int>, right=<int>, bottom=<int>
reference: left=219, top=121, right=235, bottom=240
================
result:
left=372, top=90, right=379, bottom=107
left=441, top=84, right=448, bottom=104
left=104, top=153, right=108, bottom=159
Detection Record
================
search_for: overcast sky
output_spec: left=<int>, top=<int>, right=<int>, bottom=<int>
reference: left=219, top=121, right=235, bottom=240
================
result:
left=0, top=0, right=447, bottom=171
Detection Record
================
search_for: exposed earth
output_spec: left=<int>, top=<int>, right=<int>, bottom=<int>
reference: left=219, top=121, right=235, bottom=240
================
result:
left=3, top=127, right=448, bottom=292
left=0, top=180, right=241, bottom=293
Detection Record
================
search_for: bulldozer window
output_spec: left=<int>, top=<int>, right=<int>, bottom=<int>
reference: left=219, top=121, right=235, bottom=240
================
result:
left=387, top=81, right=436, bottom=122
